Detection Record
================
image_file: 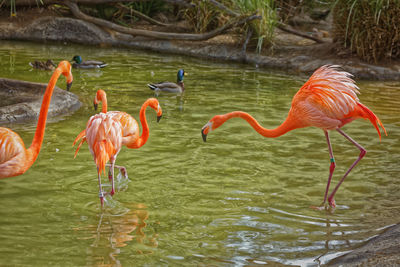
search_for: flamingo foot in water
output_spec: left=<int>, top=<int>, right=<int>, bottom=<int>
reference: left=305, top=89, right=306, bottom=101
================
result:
left=310, top=199, right=336, bottom=212
left=328, top=197, right=336, bottom=209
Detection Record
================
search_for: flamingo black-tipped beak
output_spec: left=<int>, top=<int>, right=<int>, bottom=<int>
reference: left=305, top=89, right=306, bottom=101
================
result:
left=157, top=115, right=162, bottom=123
left=66, top=82, right=73, bottom=91
left=94, top=103, right=98, bottom=111
left=201, top=129, right=207, bottom=142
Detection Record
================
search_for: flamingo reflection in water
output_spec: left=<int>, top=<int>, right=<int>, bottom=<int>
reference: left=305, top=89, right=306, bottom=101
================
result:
left=74, top=203, right=158, bottom=266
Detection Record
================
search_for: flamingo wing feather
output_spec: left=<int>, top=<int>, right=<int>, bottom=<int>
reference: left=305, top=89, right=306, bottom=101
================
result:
left=0, top=128, right=25, bottom=165
left=85, top=113, right=122, bottom=175
left=298, top=65, right=360, bottom=118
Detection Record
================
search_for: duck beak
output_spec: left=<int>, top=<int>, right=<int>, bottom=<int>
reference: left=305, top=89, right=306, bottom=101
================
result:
left=184, top=72, right=188, bottom=76
left=157, top=115, right=162, bottom=123
left=66, top=82, right=73, bottom=91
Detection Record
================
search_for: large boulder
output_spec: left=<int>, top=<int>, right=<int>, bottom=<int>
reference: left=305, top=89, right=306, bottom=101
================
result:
left=0, top=78, right=81, bottom=123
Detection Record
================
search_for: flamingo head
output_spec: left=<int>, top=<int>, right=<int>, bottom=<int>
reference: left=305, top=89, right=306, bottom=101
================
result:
left=58, top=60, right=73, bottom=91
left=94, top=89, right=106, bottom=111
left=177, top=69, right=187, bottom=83
left=201, top=115, right=225, bottom=142
left=147, top=98, right=163, bottom=122
left=72, top=55, right=82, bottom=64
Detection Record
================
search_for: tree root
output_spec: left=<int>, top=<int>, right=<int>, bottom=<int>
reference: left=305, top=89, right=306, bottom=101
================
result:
left=62, top=0, right=261, bottom=41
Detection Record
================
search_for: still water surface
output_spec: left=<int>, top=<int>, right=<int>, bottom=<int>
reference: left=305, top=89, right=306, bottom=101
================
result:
left=0, top=41, right=399, bottom=266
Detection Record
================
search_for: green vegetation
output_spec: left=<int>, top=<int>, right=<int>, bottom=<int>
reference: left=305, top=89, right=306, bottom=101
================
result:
left=233, top=0, right=278, bottom=52
left=333, top=0, right=400, bottom=62
left=183, top=0, right=278, bottom=53
left=183, top=1, right=226, bottom=33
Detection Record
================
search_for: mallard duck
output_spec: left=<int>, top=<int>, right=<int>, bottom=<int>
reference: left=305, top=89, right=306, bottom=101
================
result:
left=29, top=59, right=56, bottom=70
left=147, top=69, right=187, bottom=93
left=71, top=55, right=108, bottom=69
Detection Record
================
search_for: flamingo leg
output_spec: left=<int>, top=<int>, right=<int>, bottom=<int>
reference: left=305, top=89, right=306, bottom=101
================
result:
left=107, top=164, right=128, bottom=180
left=97, top=167, right=104, bottom=207
left=114, top=164, right=128, bottom=179
left=109, top=157, right=116, bottom=196
left=327, top=128, right=366, bottom=208
left=311, top=131, right=336, bottom=210
left=323, top=130, right=336, bottom=204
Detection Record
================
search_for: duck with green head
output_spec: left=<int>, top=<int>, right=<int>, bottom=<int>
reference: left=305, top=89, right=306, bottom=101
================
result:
left=71, top=55, right=108, bottom=69
left=147, top=69, right=187, bottom=93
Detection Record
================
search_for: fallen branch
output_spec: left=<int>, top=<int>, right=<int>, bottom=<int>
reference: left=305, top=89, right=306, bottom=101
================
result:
left=208, top=0, right=239, bottom=17
left=6, top=0, right=195, bottom=7
left=277, top=22, right=325, bottom=43
left=3, top=0, right=147, bottom=6
left=116, top=3, right=171, bottom=27
left=63, top=1, right=261, bottom=41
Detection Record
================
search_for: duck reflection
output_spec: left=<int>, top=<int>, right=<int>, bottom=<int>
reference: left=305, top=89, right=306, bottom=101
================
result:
left=77, top=203, right=158, bottom=266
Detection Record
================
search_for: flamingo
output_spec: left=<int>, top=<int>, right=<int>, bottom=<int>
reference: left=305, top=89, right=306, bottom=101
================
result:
left=0, top=61, right=73, bottom=178
left=84, top=112, right=123, bottom=206
left=201, top=65, right=387, bottom=209
left=73, top=90, right=162, bottom=203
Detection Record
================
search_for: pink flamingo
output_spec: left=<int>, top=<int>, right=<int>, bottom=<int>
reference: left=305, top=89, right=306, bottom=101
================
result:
left=73, top=90, right=162, bottom=203
left=201, top=65, right=387, bottom=209
left=0, top=61, right=73, bottom=178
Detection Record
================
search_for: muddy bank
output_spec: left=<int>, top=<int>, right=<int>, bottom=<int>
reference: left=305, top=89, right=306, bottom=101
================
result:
left=327, top=223, right=400, bottom=266
left=1, top=15, right=400, bottom=80
left=0, top=78, right=81, bottom=124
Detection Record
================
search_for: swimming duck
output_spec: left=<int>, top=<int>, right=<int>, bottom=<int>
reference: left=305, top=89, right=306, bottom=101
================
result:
left=71, top=55, right=108, bottom=69
left=147, top=69, right=187, bottom=93
left=29, top=59, right=56, bottom=70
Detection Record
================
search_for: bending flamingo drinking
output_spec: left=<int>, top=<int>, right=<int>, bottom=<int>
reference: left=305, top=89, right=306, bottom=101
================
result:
left=201, top=65, right=386, bottom=209
left=0, top=61, right=73, bottom=178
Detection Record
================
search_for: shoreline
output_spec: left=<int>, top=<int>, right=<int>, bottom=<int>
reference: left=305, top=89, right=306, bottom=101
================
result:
left=0, top=15, right=399, bottom=81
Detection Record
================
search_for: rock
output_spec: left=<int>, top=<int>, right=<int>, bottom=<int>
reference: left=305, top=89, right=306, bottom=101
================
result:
left=0, top=78, right=81, bottom=124
left=328, top=224, right=400, bottom=266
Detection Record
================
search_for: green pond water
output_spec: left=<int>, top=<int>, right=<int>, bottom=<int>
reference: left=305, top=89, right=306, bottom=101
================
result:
left=0, top=41, right=399, bottom=266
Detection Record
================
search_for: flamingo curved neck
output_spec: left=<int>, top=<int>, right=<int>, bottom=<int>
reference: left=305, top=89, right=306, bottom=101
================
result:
left=27, top=68, right=62, bottom=162
left=99, top=91, right=108, bottom=113
left=133, top=100, right=152, bottom=148
left=221, top=111, right=297, bottom=138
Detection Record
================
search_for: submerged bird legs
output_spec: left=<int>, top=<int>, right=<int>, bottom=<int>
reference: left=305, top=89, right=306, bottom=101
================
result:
left=98, top=156, right=126, bottom=206
left=107, top=164, right=128, bottom=182
left=314, top=128, right=367, bottom=210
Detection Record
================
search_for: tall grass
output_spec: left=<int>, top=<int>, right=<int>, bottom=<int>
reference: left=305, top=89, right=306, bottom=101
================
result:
left=183, top=0, right=277, bottom=53
left=123, top=0, right=166, bottom=17
left=183, top=1, right=226, bottom=33
left=233, top=0, right=278, bottom=53
left=333, top=0, right=400, bottom=62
